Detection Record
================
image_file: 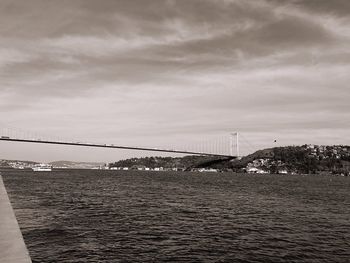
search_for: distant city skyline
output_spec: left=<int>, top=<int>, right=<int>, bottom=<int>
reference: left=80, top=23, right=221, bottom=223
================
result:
left=1, top=0, right=349, bottom=162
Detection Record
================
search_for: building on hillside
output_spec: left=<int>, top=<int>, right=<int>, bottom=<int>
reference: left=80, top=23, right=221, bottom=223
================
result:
left=246, top=167, right=269, bottom=174
left=277, top=169, right=288, bottom=174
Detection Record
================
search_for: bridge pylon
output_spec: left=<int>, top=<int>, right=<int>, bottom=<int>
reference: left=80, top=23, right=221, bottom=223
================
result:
left=230, top=132, right=239, bottom=157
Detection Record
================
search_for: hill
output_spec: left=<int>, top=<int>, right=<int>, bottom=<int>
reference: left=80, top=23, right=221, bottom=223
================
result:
left=109, top=155, right=208, bottom=171
left=0, top=159, right=38, bottom=169
left=0, top=159, right=105, bottom=170
left=109, top=145, right=350, bottom=175
left=49, top=161, right=104, bottom=169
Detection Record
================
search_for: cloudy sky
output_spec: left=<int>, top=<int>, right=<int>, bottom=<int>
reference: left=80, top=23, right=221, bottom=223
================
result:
left=1, top=0, right=349, bottom=162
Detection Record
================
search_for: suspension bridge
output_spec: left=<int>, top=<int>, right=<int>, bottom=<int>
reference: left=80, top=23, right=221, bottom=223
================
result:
left=0, top=127, right=245, bottom=159
left=0, top=127, right=245, bottom=263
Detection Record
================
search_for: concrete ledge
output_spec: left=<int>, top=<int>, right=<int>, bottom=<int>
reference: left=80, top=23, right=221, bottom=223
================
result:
left=0, top=174, right=32, bottom=263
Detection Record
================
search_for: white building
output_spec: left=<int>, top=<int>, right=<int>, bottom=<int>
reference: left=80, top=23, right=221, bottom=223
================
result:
left=246, top=167, right=269, bottom=174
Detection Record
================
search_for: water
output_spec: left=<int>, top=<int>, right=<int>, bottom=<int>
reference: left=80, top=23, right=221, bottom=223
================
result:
left=2, top=170, right=350, bottom=263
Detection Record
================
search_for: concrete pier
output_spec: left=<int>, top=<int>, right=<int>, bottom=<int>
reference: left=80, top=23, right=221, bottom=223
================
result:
left=0, top=175, right=32, bottom=263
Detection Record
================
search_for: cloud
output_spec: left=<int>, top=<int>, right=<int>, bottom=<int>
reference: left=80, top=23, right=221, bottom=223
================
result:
left=0, top=48, right=35, bottom=68
left=0, top=0, right=349, bottom=161
left=267, top=0, right=350, bottom=17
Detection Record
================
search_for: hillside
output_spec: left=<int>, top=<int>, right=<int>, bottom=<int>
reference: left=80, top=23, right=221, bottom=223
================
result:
left=230, top=145, right=350, bottom=175
left=0, top=159, right=38, bottom=169
left=110, top=145, right=350, bottom=175
left=109, top=155, right=208, bottom=171
left=0, top=159, right=104, bottom=170
left=49, top=161, right=104, bottom=169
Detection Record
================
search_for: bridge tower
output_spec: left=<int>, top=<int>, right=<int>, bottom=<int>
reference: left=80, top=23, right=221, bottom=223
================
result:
left=230, top=132, right=239, bottom=157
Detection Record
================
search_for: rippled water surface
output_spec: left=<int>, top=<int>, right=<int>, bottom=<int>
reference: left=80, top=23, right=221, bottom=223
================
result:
left=3, top=170, right=350, bottom=262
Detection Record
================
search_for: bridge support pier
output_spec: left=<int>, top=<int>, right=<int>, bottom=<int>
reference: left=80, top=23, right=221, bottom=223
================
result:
left=0, top=175, right=32, bottom=263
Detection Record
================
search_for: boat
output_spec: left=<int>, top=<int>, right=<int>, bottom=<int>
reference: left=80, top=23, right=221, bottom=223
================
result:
left=32, top=164, right=52, bottom=172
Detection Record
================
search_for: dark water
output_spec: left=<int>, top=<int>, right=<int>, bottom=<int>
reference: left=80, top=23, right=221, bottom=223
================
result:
left=2, top=170, right=350, bottom=263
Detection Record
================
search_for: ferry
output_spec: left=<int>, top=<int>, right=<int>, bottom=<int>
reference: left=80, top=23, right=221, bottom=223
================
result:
left=32, top=164, right=52, bottom=172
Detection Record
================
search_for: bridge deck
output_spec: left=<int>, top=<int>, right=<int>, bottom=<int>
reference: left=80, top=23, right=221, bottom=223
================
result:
left=0, top=174, right=32, bottom=263
left=0, top=138, right=235, bottom=158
